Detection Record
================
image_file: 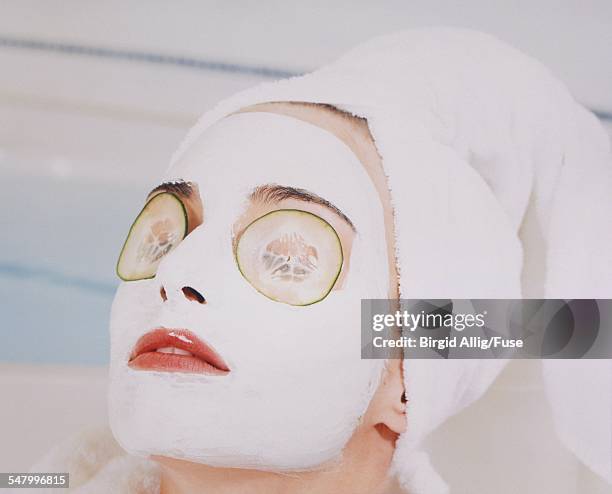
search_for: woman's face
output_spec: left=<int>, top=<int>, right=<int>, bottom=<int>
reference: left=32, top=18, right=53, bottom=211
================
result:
left=108, top=111, right=391, bottom=471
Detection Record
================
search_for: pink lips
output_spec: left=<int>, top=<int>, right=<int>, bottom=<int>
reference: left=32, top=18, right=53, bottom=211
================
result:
left=128, top=328, right=230, bottom=375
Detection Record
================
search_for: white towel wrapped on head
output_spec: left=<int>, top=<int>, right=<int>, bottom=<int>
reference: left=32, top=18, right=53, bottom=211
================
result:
left=173, top=28, right=612, bottom=493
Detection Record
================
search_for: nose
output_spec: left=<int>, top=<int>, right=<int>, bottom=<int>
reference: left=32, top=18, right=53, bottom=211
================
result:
left=159, top=285, right=206, bottom=304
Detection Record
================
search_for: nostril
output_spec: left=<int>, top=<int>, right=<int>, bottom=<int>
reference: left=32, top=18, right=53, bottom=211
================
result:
left=182, top=286, right=206, bottom=304
left=160, top=286, right=168, bottom=301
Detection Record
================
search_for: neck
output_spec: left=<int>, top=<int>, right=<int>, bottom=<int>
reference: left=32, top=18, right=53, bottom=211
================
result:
left=157, top=461, right=398, bottom=494
left=154, top=427, right=399, bottom=494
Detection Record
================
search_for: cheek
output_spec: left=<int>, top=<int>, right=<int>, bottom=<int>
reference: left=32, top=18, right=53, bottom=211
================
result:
left=333, top=234, right=354, bottom=290
left=109, top=281, right=161, bottom=362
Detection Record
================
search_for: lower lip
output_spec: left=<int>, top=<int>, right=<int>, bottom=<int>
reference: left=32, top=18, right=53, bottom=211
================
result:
left=129, top=352, right=229, bottom=375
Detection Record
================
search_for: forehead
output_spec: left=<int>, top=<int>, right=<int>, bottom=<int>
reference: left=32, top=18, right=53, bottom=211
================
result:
left=164, top=112, right=382, bottom=231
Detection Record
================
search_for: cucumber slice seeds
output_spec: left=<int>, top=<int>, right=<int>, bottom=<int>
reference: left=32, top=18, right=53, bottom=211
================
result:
left=116, top=192, right=188, bottom=281
left=236, top=209, right=343, bottom=306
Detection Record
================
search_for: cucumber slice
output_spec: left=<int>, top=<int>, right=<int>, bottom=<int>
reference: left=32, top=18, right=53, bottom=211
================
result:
left=116, top=192, right=188, bottom=281
left=236, top=209, right=343, bottom=305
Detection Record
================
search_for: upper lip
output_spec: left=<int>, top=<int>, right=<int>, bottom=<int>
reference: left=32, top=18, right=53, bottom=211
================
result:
left=129, top=328, right=230, bottom=373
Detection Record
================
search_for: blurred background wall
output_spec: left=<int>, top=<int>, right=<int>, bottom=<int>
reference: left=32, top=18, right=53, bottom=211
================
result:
left=0, top=2, right=611, bottom=491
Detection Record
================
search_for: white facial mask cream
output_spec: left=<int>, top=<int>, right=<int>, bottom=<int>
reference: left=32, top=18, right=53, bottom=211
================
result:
left=108, top=112, right=390, bottom=471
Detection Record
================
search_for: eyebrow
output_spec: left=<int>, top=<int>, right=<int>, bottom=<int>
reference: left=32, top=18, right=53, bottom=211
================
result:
left=250, top=184, right=355, bottom=231
left=147, top=180, right=194, bottom=198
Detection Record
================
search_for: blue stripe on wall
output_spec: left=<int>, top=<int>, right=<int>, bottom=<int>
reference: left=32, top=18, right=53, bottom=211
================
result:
left=1, top=35, right=610, bottom=121
left=0, top=35, right=304, bottom=79
left=0, top=262, right=116, bottom=296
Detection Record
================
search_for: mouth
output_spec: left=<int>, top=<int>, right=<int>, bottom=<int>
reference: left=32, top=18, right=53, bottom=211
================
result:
left=128, top=328, right=230, bottom=375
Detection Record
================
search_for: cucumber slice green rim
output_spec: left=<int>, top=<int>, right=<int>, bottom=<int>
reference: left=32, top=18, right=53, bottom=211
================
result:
left=235, top=209, right=344, bottom=306
left=116, top=192, right=188, bottom=282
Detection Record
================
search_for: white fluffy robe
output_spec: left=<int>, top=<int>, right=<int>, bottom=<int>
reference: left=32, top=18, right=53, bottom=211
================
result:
left=22, top=427, right=159, bottom=494
left=28, top=29, right=612, bottom=493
